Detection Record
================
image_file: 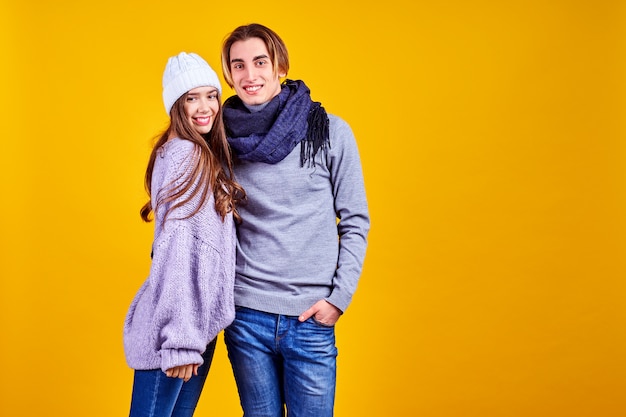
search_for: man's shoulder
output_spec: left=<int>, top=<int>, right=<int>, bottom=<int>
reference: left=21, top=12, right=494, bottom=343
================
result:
left=327, top=113, right=355, bottom=142
left=327, top=113, right=347, bottom=126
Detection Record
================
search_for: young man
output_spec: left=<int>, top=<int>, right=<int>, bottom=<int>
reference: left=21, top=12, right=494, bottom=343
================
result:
left=220, top=23, right=370, bottom=417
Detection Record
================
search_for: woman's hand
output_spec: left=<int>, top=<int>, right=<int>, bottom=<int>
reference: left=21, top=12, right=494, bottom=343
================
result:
left=165, top=364, right=200, bottom=382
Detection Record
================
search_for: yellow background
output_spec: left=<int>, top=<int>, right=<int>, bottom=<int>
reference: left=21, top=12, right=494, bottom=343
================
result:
left=1, top=1, right=625, bottom=416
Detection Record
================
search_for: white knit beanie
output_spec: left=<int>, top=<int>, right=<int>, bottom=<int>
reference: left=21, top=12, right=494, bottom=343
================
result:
left=162, top=52, right=222, bottom=115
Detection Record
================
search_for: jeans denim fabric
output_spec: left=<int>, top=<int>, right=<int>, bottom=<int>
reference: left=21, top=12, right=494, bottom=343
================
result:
left=225, top=307, right=338, bottom=417
left=128, top=339, right=216, bottom=417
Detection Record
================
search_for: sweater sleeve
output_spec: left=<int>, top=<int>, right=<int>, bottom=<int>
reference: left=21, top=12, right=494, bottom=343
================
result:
left=149, top=223, right=224, bottom=371
left=148, top=139, right=223, bottom=371
left=324, top=116, right=370, bottom=312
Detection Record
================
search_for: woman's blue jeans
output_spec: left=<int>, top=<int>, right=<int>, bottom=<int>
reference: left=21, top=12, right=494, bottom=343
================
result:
left=128, top=339, right=216, bottom=417
left=224, top=307, right=338, bottom=417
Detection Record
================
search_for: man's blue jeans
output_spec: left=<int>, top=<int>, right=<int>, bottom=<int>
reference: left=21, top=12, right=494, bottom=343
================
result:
left=128, top=339, right=216, bottom=417
left=225, top=307, right=338, bottom=417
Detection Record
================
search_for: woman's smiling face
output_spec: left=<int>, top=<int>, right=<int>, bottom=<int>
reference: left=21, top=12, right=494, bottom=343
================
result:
left=183, top=86, right=220, bottom=135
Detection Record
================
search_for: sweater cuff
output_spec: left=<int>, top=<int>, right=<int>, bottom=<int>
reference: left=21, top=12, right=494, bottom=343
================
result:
left=325, top=292, right=349, bottom=314
left=160, top=348, right=204, bottom=373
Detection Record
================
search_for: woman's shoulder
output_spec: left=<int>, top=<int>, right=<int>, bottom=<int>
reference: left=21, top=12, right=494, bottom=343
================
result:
left=157, top=137, right=198, bottom=166
left=153, top=138, right=197, bottom=180
left=158, top=137, right=195, bottom=159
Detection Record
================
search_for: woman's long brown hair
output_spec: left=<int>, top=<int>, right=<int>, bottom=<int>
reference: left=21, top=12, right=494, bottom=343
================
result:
left=139, top=91, right=245, bottom=224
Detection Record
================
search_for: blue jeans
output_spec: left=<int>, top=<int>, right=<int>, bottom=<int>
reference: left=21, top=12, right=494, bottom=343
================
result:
left=225, top=307, right=338, bottom=417
left=129, top=339, right=216, bottom=417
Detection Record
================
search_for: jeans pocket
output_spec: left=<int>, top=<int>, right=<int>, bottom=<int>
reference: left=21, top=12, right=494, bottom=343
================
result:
left=310, top=316, right=335, bottom=328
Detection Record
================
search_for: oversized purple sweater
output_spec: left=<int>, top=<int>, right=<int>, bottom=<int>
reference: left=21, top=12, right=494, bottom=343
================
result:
left=123, top=138, right=235, bottom=372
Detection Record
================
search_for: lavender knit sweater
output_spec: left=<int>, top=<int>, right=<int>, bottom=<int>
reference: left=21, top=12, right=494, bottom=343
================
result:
left=123, top=138, right=235, bottom=372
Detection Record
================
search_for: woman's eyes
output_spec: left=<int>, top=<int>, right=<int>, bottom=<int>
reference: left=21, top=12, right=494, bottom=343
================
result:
left=187, top=94, right=217, bottom=101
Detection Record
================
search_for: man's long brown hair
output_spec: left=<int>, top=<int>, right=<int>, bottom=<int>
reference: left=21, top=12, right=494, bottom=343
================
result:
left=140, top=91, right=245, bottom=224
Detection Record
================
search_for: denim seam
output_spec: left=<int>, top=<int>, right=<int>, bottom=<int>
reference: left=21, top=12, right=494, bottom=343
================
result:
left=149, top=373, right=160, bottom=417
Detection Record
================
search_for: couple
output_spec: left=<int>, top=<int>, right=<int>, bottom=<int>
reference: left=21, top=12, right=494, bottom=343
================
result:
left=123, top=23, right=370, bottom=417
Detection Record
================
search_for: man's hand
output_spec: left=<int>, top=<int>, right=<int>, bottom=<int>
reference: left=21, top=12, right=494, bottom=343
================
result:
left=165, top=364, right=199, bottom=382
left=298, top=300, right=342, bottom=326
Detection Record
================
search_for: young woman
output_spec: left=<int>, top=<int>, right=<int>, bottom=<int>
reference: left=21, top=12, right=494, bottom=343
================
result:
left=123, top=52, right=245, bottom=417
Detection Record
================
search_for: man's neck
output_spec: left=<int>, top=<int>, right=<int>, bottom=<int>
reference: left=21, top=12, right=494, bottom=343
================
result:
left=244, top=101, right=270, bottom=113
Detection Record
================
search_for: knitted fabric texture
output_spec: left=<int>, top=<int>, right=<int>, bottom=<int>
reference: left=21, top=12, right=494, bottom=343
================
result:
left=123, top=138, right=235, bottom=372
left=223, top=79, right=329, bottom=166
left=227, top=115, right=370, bottom=316
left=162, top=52, right=222, bottom=115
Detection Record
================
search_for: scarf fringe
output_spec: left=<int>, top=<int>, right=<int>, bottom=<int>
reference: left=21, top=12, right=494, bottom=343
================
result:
left=301, top=103, right=330, bottom=167
left=224, top=80, right=330, bottom=166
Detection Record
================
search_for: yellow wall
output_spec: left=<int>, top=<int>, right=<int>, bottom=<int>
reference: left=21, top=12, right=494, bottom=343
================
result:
left=1, top=1, right=624, bottom=416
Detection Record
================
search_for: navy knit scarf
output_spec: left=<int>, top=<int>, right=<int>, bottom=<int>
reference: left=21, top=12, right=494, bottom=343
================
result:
left=223, top=79, right=329, bottom=166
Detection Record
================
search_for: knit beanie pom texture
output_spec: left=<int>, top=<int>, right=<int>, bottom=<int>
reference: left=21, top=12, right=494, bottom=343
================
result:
left=162, top=52, right=222, bottom=115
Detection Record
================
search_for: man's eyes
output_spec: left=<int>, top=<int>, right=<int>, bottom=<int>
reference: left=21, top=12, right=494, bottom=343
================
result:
left=233, top=61, right=267, bottom=68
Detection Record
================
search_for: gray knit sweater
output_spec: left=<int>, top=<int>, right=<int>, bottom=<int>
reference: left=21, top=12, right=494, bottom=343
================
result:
left=123, top=138, right=236, bottom=372
left=232, top=114, right=370, bottom=315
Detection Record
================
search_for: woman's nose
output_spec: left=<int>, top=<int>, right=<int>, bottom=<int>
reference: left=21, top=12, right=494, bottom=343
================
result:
left=198, top=99, right=211, bottom=113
